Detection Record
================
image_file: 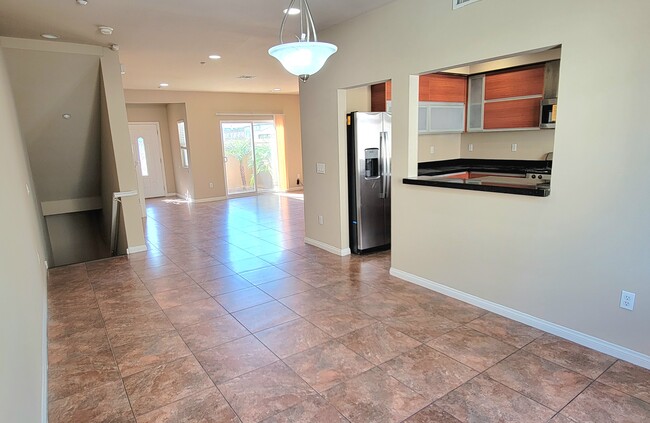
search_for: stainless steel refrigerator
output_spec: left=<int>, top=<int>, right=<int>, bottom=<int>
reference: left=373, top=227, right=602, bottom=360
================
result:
left=347, top=112, right=391, bottom=254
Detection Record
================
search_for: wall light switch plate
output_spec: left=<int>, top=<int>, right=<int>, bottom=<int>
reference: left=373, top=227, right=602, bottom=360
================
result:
left=511, top=143, right=518, bottom=152
left=430, top=146, right=435, bottom=154
left=318, top=215, right=324, bottom=225
left=468, top=144, right=474, bottom=152
left=620, top=290, right=636, bottom=311
left=316, top=163, right=326, bottom=174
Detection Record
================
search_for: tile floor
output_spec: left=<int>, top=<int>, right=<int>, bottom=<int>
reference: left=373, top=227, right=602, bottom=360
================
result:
left=47, top=194, right=650, bottom=422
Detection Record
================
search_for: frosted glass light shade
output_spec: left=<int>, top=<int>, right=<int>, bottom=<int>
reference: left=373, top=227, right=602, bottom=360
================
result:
left=269, top=41, right=337, bottom=78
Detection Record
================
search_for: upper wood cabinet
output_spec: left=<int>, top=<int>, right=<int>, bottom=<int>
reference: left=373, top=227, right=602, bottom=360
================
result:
left=484, top=98, right=541, bottom=130
left=484, top=65, right=544, bottom=100
left=419, top=74, right=467, bottom=102
left=370, top=81, right=392, bottom=112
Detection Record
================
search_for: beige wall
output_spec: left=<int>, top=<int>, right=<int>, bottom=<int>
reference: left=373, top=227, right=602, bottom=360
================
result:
left=3, top=48, right=102, bottom=202
left=126, top=104, right=177, bottom=194
left=0, top=47, right=48, bottom=423
left=300, top=0, right=650, bottom=362
left=346, top=85, right=371, bottom=113
left=418, top=133, right=461, bottom=162
left=460, top=130, right=555, bottom=160
left=99, top=52, right=146, bottom=251
left=166, top=103, right=194, bottom=199
left=125, top=90, right=302, bottom=200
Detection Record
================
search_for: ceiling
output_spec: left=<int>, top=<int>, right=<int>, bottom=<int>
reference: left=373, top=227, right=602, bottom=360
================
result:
left=0, top=0, right=394, bottom=94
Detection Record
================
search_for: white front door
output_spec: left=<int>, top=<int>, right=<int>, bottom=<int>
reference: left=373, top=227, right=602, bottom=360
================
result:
left=128, top=124, right=167, bottom=203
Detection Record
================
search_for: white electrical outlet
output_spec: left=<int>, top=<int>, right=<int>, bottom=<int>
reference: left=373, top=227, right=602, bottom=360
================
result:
left=318, top=215, right=324, bottom=225
left=430, top=146, right=435, bottom=154
left=209, top=182, right=214, bottom=188
left=468, top=144, right=474, bottom=152
left=620, top=290, right=636, bottom=311
left=316, top=163, right=326, bottom=174
left=511, top=143, right=518, bottom=152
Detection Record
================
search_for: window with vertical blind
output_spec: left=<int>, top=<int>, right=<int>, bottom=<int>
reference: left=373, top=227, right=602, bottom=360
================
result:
left=177, top=120, right=189, bottom=168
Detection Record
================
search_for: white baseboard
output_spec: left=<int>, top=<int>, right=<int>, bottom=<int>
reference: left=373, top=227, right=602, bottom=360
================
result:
left=304, top=237, right=351, bottom=257
left=286, top=187, right=303, bottom=192
left=193, top=196, right=227, bottom=203
left=127, top=245, right=148, bottom=254
left=390, top=267, right=650, bottom=370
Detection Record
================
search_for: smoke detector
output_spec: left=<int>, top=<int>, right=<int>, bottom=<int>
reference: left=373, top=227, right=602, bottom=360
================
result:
left=109, top=43, right=119, bottom=51
left=76, top=0, right=88, bottom=5
left=98, top=26, right=114, bottom=36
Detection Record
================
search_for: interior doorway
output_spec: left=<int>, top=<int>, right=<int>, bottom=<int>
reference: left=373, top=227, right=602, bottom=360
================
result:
left=128, top=123, right=167, bottom=216
left=221, top=120, right=280, bottom=197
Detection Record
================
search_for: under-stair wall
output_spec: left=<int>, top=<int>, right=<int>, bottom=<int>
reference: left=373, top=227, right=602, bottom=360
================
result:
left=1, top=37, right=145, bottom=267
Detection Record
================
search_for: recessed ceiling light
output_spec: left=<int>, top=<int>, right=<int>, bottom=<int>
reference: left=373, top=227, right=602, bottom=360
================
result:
left=208, top=54, right=221, bottom=60
left=283, top=8, right=300, bottom=15
left=76, top=0, right=88, bottom=5
left=98, top=26, right=114, bottom=36
left=159, top=83, right=169, bottom=88
left=41, top=34, right=59, bottom=39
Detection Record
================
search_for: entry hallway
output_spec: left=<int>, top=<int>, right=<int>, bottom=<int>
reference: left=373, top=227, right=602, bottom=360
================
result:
left=47, top=194, right=650, bottom=422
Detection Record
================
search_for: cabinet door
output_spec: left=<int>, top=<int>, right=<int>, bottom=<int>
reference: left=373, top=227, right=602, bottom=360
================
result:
left=428, top=103, right=465, bottom=133
left=418, top=105, right=428, bottom=132
left=484, top=98, right=541, bottom=129
left=467, top=75, right=484, bottom=131
left=428, top=74, right=467, bottom=102
left=485, top=65, right=544, bottom=100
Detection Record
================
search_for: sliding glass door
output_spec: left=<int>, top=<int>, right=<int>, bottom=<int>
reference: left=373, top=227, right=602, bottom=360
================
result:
left=221, top=120, right=280, bottom=196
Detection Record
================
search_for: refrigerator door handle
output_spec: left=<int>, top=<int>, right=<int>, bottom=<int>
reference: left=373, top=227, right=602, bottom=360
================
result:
left=383, top=132, right=391, bottom=198
left=379, top=132, right=386, bottom=199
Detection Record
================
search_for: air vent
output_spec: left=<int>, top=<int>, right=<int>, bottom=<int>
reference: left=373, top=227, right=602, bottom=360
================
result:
left=453, top=0, right=481, bottom=9
left=237, top=75, right=256, bottom=80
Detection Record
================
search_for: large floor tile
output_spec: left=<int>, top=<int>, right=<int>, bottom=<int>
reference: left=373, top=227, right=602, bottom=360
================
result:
left=163, top=297, right=228, bottom=328
left=485, top=350, right=592, bottom=411
left=103, top=309, right=175, bottom=347
left=255, top=318, right=331, bottom=358
left=428, top=326, right=517, bottom=372
left=380, top=345, right=478, bottom=401
left=523, top=334, right=617, bottom=379
left=178, top=314, right=249, bottom=353
left=199, top=274, right=253, bottom=296
left=195, top=335, right=279, bottom=384
left=48, top=380, right=134, bottom=423
left=339, top=322, right=421, bottom=365
left=260, top=395, right=347, bottom=423
left=562, top=381, right=650, bottom=423
left=152, top=284, right=210, bottom=309
left=136, top=387, right=240, bottom=423
left=303, top=303, right=377, bottom=338
left=279, top=289, right=343, bottom=316
left=257, top=276, right=314, bottom=299
left=216, top=286, right=274, bottom=312
left=123, top=356, right=213, bottom=417
left=111, top=330, right=192, bottom=377
left=141, top=273, right=196, bottom=295
left=404, top=404, right=462, bottom=423
left=284, top=340, right=373, bottom=393
left=323, top=367, right=428, bottom=423
left=466, top=312, right=544, bottom=348
left=232, top=300, right=300, bottom=333
left=381, top=309, right=461, bottom=343
left=597, top=360, right=650, bottom=403
left=218, top=361, right=316, bottom=423
left=435, top=374, right=555, bottom=423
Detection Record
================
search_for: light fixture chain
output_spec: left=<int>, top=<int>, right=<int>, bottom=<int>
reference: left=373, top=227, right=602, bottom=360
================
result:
left=302, top=0, right=318, bottom=42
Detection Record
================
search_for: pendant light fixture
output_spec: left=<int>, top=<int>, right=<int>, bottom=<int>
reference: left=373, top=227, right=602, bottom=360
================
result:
left=268, top=0, right=337, bottom=82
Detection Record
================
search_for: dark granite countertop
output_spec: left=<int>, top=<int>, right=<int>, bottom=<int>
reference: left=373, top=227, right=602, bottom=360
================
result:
left=403, top=159, right=552, bottom=197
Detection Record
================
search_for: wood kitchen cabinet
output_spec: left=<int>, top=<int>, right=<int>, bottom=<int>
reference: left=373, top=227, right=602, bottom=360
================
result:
left=484, top=65, right=544, bottom=100
left=370, top=81, right=391, bottom=112
left=469, top=63, right=545, bottom=131
left=419, top=73, right=467, bottom=102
